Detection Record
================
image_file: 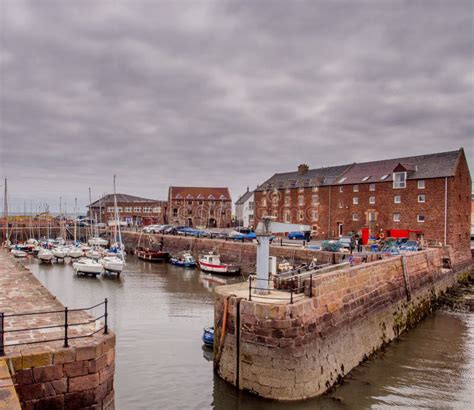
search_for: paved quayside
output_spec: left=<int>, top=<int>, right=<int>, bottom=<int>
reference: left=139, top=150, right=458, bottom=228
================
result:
left=0, top=250, right=115, bottom=409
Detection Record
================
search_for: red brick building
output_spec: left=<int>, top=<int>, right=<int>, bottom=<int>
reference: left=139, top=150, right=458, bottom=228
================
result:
left=88, top=194, right=167, bottom=226
left=255, top=149, right=471, bottom=254
left=168, top=186, right=232, bottom=228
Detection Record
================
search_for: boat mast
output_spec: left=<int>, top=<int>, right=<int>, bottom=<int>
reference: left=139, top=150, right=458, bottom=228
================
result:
left=88, top=187, right=93, bottom=239
left=3, top=178, right=8, bottom=243
left=74, top=197, right=77, bottom=244
left=113, top=175, right=125, bottom=263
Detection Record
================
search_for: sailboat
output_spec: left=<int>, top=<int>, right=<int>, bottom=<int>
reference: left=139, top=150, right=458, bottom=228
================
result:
left=101, top=175, right=125, bottom=275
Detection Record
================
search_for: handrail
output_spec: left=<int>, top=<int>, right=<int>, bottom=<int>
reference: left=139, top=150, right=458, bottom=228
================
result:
left=0, top=298, right=108, bottom=356
left=247, top=274, right=313, bottom=304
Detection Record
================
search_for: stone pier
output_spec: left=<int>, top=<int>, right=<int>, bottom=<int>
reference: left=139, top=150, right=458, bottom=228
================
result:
left=0, top=251, right=115, bottom=409
left=214, top=246, right=473, bottom=400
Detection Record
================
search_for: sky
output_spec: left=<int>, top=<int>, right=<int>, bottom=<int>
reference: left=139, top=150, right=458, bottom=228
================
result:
left=1, top=0, right=473, bottom=214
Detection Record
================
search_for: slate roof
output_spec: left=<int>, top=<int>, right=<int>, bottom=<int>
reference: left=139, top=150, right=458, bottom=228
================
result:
left=169, top=186, right=231, bottom=201
left=235, top=189, right=254, bottom=205
left=89, top=194, right=162, bottom=207
left=256, top=149, right=463, bottom=190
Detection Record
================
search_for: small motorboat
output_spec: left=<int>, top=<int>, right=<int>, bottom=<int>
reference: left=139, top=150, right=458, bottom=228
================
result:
left=86, top=248, right=102, bottom=260
left=135, top=247, right=169, bottom=262
left=67, top=246, right=83, bottom=259
left=202, top=327, right=214, bottom=347
left=73, top=258, right=104, bottom=276
left=88, top=237, right=108, bottom=247
left=38, top=248, right=54, bottom=263
left=52, top=247, right=68, bottom=259
left=11, top=248, right=28, bottom=258
left=100, top=256, right=124, bottom=274
left=170, top=252, right=197, bottom=268
left=198, top=252, right=240, bottom=275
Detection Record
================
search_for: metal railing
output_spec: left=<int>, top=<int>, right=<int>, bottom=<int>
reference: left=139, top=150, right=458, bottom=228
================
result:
left=247, top=275, right=313, bottom=304
left=0, top=299, right=108, bottom=356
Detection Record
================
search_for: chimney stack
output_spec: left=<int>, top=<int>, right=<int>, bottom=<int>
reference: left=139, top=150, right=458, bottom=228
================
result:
left=298, top=164, right=309, bottom=174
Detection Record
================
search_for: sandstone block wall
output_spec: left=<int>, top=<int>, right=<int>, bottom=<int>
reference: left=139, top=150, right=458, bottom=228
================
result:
left=121, top=232, right=343, bottom=273
left=214, top=247, right=472, bottom=400
left=4, top=335, right=115, bottom=409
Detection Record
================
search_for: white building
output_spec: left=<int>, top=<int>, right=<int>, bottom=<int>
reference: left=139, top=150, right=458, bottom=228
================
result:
left=235, top=187, right=254, bottom=228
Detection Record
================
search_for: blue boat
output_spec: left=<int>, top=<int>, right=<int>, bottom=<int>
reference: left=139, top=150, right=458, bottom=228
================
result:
left=170, top=252, right=197, bottom=268
left=202, top=326, right=214, bottom=347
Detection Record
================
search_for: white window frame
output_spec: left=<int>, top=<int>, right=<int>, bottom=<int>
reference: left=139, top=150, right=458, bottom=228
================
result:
left=380, top=174, right=389, bottom=180
left=369, top=183, right=376, bottom=191
left=298, top=196, right=305, bottom=206
left=339, top=186, right=344, bottom=193
left=352, top=213, right=359, bottom=221
left=369, top=196, right=376, bottom=205
left=353, top=197, right=359, bottom=205
left=339, top=201, right=343, bottom=209
left=152, top=207, right=161, bottom=213
left=393, top=213, right=401, bottom=222
left=311, top=195, right=319, bottom=206
left=353, top=185, right=359, bottom=192
left=394, top=195, right=401, bottom=204
left=311, top=210, right=318, bottom=221
left=368, top=211, right=376, bottom=222
left=107, top=207, right=114, bottom=212
left=393, top=172, right=407, bottom=189
left=124, top=207, right=132, bottom=212
left=418, top=180, right=425, bottom=189
left=362, top=176, right=370, bottom=182
left=134, top=207, right=141, bottom=212
left=298, top=210, right=304, bottom=221
left=312, top=186, right=319, bottom=192
left=418, top=195, right=426, bottom=203
left=417, top=214, right=425, bottom=223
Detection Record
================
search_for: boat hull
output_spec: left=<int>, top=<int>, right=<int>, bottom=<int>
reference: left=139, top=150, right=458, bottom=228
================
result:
left=136, top=250, right=169, bottom=262
left=73, top=260, right=104, bottom=275
left=198, top=261, right=240, bottom=276
left=170, top=258, right=197, bottom=268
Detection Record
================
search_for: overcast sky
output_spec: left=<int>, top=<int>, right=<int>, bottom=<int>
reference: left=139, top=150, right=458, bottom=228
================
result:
left=1, top=0, right=473, bottom=213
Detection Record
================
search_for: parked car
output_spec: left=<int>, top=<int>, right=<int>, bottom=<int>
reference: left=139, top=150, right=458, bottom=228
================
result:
left=143, top=224, right=159, bottom=233
left=163, top=226, right=176, bottom=234
left=288, top=231, right=305, bottom=240
left=232, top=231, right=257, bottom=241
left=399, top=240, right=420, bottom=252
left=337, top=236, right=354, bottom=250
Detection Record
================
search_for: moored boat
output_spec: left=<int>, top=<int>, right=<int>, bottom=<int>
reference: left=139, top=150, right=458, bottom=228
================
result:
left=202, top=327, right=214, bottom=347
left=135, top=247, right=169, bottom=262
left=67, top=246, right=84, bottom=259
left=38, top=248, right=54, bottom=263
left=11, top=248, right=28, bottom=258
left=52, top=247, right=68, bottom=259
left=170, top=252, right=197, bottom=267
left=100, top=256, right=124, bottom=274
left=198, top=252, right=240, bottom=275
left=88, top=237, right=108, bottom=247
left=72, top=258, right=104, bottom=276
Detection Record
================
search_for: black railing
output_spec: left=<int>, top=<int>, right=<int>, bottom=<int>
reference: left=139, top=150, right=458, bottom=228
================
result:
left=247, top=275, right=313, bottom=304
left=0, top=299, right=108, bottom=356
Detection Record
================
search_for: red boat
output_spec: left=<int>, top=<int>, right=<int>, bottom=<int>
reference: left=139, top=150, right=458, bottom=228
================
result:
left=135, top=247, right=169, bottom=262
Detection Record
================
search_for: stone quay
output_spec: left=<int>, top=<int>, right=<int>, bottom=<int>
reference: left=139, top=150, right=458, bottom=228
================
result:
left=0, top=250, right=115, bottom=409
left=213, top=245, right=473, bottom=400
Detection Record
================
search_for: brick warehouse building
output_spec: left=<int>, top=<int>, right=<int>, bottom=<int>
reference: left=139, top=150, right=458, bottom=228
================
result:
left=254, top=149, right=471, bottom=258
left=88, top=194, right=168, bottom=226
left=168, top=186, right=232, bottom=228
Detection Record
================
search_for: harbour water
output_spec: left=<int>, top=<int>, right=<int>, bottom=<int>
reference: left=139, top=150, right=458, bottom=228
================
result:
left=27, top=257, right=473, bottom=409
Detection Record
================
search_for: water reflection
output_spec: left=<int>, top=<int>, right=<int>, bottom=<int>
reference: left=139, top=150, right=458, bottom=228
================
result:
left=27, top=257, right=473, bottom=409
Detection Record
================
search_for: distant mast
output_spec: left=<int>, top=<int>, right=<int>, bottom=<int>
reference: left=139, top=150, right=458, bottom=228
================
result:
left=113, top=175, right=125, bottom=263
left=74, top=197, right=77, bottom=244
left=3, top=178, right=8, bottom=243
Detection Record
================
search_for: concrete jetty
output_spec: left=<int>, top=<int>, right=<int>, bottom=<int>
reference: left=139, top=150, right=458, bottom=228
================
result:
left=0, top=250, right=115, bottom=409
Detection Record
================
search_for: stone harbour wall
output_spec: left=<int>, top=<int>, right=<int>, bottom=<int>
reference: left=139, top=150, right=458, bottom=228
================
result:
left=214, top=247, right=473, bottom=400
left=121, top=231, right=343, bottom=273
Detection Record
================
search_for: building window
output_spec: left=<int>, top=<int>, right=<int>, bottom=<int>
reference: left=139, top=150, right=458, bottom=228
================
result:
left=393, top=172, right=407, bottom=189
left=380, top=174, right=389, bottom=180
left=338, top=177, right=347, bottom=183
left=210, top=210, right=214, bottom=216
left=173, top=208, right=178, bottom=217
left=394, top=195, right=401, bottom=204
left=339, top=186, right=344, bottom=193
left=353, top=197, right=359, bottom=205
left=272, top=196, right=279, bottom=206
left=368, top=211, right=377, bottom=222
left=284, top=211, right=291, bottom=223
left=417, top=214, right=425, bottom=223
left=107, top=207, right=114, bottom=212
left=134, top=207, right=141, bottom=212
left=369, top=183, right=375, bottom=191
left=352, top=213, right=359, bottom=221
left=418, top=180, right=425, bottom=189
left=339, top=201, right=343, bottom=208
left=198, top=201, right=204, bottom=205
left=393, top=213, right=400, bottom=222
left=285, top=189, right=291, bottom=194
left=298, top=196, right=305, bottom=206
left=284, top=196, right=290, bottom=206
left=116, top=207, right=123, bottom=212
left=298, top=187, right=305, bottom=193
left=353, top=185, right=359, bottom=192
left=312, top=186, right=319, bottom=192
left=312, top=195, right=319, bottom=206
left=187, top=201, right=192, bottom=205
left=418, top=195, right=426, bottom=203
left=152, top=207, right=161, bottom=213
left=248, top=201, right=254, bottom=210
left=188, top=209, right=192, bottom=216
left=261, top=198, right=267, bottom=207
left=124, top=207, right=132, bottom=212
left=369, top=196, right=375, bottom=205
left=311, top=210, right=318, bottom=221
left=298, top=210, right=304, bottom=221
left=143, top=207, right=152, bottom=213
left=362, top=176, right=370, bottom=182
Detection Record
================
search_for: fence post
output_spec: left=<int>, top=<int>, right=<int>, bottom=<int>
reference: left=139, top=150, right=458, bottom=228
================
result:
left=64, top=307, right=69, bottom=348
left=0, top=312, right=4, bottom=356
left=248, top=276, right=252, bottom=301
left=280, top=238, right=283, bottom=247
left=310, top=274, right=313, bottom=298
left=290, top=287, right=293, bottom=304
left=104, top=298, right=109, bottom=334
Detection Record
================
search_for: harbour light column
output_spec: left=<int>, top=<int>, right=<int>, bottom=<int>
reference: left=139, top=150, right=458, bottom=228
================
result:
left=255, top=233, right=271, bottom=294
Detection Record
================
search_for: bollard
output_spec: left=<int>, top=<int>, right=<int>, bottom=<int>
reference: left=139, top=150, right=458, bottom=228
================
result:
left=104, top=298, right=109, bottom=334
left=280, top=238, right=283, bottom=247
left=64, top=307, right=69, bottom=348
left=0, top=312, right=4, bottom=356
left=290, top=287, right=293, bottom=304
left=309, top=274, right=313, bottom=297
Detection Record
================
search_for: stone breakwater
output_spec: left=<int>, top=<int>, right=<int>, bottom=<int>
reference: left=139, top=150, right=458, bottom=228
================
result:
left=0, top=251, right=115, bottom=409
left=121, top=232, right=350, bottom=273
left=214, top=246, right=473, bottom=400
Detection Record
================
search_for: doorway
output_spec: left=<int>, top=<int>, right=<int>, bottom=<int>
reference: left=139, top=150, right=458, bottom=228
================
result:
left=337, top=223, right=343, bottom=237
